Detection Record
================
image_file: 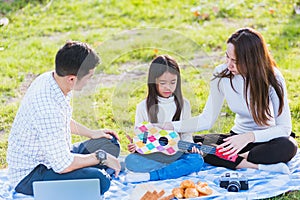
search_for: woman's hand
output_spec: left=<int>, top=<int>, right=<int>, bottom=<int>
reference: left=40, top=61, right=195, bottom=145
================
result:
left=217, top=132, right=255, bottom=157
left=91, top=129, right=119, bottom=141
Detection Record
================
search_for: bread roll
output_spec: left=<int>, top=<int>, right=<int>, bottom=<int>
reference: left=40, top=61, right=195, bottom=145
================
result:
left=180, top=180, right=195, bottom=189
left=195, top=184, right=213, bottom=195
left=171, top=188, right=184, bottom=198
left=184, top=188, right=199, bottom=198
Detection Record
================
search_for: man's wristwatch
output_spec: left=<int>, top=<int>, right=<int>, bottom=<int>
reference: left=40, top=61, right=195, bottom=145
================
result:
left=95, top=150, right=107, bottom=165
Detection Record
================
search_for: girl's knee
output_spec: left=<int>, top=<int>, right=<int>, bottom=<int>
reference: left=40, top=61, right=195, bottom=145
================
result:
left=124, top=154, right=137, bottom=171
left=186, top=154, right=204, bottom=171
left=187, top=153, right=204, bottom=161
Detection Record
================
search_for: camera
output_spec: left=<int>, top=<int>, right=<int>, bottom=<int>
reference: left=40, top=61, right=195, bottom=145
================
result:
left=219, top=172, right=249, bottom=192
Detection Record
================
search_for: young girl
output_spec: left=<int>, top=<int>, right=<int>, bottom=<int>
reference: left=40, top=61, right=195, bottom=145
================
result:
left=125, top=55, right=203, bottom=182
left=161, top=28, right=298, bottom=174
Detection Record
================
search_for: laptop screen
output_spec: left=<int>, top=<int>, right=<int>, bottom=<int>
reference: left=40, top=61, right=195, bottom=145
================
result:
left=33, top=179, right=101, bottom=200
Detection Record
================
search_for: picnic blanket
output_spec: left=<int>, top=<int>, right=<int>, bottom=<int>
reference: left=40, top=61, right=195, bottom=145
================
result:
left=1, top=149, right=300, bottom=200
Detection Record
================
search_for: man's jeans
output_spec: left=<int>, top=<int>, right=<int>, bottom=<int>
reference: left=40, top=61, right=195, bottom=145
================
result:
left=125, top=153, right=204, bottom=180
left=15, top=137, right=120, bottom=195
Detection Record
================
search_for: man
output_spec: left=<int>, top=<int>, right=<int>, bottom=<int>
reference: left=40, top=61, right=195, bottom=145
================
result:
left=7, top=41, right=121, bottom=195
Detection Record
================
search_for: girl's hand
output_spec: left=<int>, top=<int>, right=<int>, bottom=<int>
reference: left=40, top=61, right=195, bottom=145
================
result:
left=127, top=143, right=136, bottom=153
left=217, top=132, right=255, bottom=157
left=191, top=142, right=203, bottom=155
left=126, top=134, right=136, bottom=153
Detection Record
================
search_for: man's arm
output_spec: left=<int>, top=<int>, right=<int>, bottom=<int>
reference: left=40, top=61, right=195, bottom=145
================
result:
left=70, top=119, right=94, bottom=138
left=70, top=119, right=119, bottom=140
left=60, top=152, right=121, bottom=177
left=60, top=153, right=98, bottom=173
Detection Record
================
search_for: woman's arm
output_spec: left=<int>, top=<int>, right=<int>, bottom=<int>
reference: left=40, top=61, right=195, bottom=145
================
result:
left=172, top=74, right=225, bottom=133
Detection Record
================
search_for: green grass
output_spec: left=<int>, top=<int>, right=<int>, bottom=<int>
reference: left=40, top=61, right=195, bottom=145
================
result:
left=1, top=0, right=300, bottom=199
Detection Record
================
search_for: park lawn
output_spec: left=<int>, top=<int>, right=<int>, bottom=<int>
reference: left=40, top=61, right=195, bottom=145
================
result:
left=0, top=0, right=299, bottom=199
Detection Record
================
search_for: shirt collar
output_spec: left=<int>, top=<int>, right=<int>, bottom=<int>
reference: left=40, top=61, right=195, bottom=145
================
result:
left=49, top=71, right=72, bottom=106
left=157, top=95, right=174, bottom=104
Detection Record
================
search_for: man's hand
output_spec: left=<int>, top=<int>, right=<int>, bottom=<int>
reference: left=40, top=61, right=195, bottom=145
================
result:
left=103, top=153, right=121, bottom=177
left=91, top=129, right=120, bottom=141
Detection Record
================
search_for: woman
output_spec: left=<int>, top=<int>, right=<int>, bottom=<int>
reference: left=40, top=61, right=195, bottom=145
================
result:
left=162, top=28, right=297, bottom=174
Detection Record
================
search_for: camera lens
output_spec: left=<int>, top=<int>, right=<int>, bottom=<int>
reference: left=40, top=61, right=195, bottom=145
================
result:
left=227, top=181, right=241, bottom=192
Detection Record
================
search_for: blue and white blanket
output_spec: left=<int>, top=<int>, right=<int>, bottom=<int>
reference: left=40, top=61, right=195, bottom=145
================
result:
left=1, top=149, right=300, bottom=200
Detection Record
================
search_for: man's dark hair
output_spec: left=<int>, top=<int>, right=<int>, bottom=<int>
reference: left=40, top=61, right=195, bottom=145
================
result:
left=55, top=41, right=100, bottom=80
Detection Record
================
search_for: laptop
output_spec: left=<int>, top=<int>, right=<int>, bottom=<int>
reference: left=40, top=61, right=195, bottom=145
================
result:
left=33, top=179, right=101, bottom=200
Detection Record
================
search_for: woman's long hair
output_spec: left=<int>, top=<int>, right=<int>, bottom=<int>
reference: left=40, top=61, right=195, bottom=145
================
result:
left=146, top=55, right=184, bottom=123
left=215, top=28, right=284, bottom=126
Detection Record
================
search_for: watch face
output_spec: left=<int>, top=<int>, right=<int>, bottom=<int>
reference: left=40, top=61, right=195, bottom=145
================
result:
left=98, top=151, right=106, bottom=160
left=96, top=150, right=107, bottom=163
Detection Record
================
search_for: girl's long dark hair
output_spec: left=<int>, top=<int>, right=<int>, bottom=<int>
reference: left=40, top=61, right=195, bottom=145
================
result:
left=146, top=55, right=183, bottom=123
left=215, top=28, right=284, bottom=126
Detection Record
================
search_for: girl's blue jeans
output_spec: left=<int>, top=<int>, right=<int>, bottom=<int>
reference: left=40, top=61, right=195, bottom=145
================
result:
left=15, top=137, right=120, bottom=196
left=125, top=153, right=204, bottom=180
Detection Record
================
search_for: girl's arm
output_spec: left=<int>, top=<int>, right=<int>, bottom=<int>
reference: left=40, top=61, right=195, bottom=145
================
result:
left=134, top=100, right=149, bottom=127
left=127, top=100, right=148, bottom=153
